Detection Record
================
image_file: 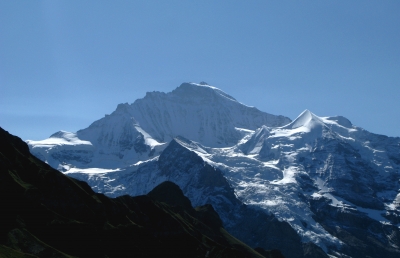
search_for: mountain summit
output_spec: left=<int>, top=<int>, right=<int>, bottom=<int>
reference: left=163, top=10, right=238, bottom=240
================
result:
left=126, top=82, right=291, bottom=146
left=282, top=109, right=322, bottom=129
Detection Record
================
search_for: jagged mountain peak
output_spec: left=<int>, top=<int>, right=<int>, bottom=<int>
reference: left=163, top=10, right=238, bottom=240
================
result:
left=136, top=82, right=238, bottom=107
left=282, top=109, right=323, bottom=130
left=170, top=82, right=238, bottom=102
left=158, top=137, right=205, bottom=175
left=125, top=83, right=291, bottom=147
left=324, top=115, right=353, bottom=128
left=27, top=131, right=92, bottom=151
left=173, top=136, right=209, bottom=154
left=49, top=130, right=74, bottom=138
left=115, top=102, right=131, bottom=113
left=239, top=125, right=271, bottom=155
left=147, top=180, right=194, bottom=212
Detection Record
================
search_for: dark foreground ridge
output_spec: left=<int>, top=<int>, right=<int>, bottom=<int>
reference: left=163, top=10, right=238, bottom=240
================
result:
left=0, top=127, right=284, bottom=258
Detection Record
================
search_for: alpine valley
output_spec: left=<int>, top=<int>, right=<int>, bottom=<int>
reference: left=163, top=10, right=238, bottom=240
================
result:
left=27, top=82, right=400, bottom=258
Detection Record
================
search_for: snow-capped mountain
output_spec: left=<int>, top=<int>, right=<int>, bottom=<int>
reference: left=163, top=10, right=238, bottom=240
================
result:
left=27, top=83, right=400, bottom=258
left=27, top=82, right=290, bottom=170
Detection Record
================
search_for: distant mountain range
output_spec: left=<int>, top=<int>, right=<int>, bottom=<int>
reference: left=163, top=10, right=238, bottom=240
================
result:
left=26, top=82, right=400, bottom=257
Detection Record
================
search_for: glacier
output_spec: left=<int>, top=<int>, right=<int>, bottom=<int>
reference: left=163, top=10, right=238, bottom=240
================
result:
left=27, top=82, right=400, bottom=258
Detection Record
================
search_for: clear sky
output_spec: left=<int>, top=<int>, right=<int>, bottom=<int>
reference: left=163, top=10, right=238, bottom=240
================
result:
left=1, top=1, right=399, bottom=140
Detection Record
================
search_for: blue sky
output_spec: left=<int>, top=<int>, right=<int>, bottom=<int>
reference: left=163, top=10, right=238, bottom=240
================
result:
left=1, top=1, right=399, bottom=140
